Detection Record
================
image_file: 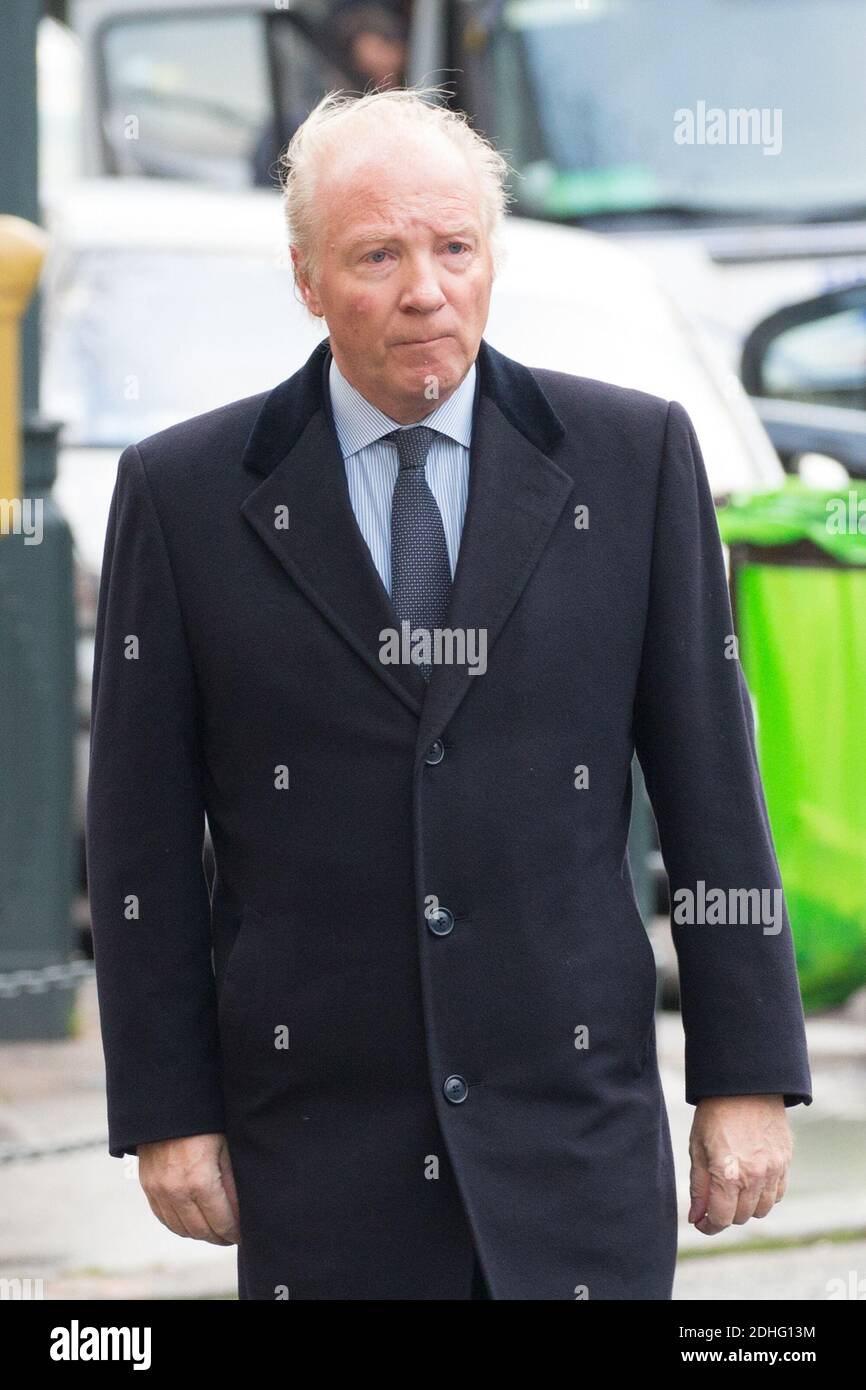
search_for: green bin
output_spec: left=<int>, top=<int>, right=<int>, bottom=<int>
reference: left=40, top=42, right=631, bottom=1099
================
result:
left=719, top=479, right=866, bottom=1010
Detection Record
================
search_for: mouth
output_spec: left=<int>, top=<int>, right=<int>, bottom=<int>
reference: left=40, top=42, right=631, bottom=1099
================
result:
left=394, top=335, right=449, bottom=346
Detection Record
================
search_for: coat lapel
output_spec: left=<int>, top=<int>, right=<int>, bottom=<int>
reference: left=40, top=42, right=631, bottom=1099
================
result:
left=239, top=335, right=574, bottom=743
left=239, top=339, right=427, bottom=712
left=414, top=377, right=573, bottom=755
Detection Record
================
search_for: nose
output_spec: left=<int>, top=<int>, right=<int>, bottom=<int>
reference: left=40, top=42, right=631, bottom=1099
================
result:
left=399, top=254, right=447, bottom=313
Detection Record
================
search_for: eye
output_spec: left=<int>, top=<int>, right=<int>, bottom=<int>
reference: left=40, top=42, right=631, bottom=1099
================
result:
left=446, top=242, right=470, bottom=255
left=365, top=249, right=390, bottom=264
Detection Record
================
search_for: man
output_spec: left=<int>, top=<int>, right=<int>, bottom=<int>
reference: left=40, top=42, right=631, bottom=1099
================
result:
left=330, top=2, right=409, bottom=89
left=251, top=4, right=407, bottom=187
left=86, top=86, right=812, bottom=1301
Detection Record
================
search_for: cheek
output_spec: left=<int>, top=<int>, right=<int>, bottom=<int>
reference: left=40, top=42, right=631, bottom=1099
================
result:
left=345, top=292, right=381, bottom=323
left=470, top=284, right=492, bottom=326
left=456, top=269, right=488, bottom=309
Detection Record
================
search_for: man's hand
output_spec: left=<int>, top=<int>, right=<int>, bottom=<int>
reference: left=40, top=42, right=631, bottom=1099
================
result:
left=688, top=1095, right=792, bottom=1235
left=137, top=1132, right=240, bottom=1245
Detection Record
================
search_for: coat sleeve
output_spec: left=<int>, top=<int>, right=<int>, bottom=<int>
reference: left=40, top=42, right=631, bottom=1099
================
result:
left=632, top=400, right=812, bottom=1107
left=86, top=442, right=226, bottom=1157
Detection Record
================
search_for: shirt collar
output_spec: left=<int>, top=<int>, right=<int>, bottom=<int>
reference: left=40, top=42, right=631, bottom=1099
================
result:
left=328, top=351, right=477, bottom=460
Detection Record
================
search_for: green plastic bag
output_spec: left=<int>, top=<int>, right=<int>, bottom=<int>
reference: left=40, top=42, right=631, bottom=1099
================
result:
left=718, top=479, right=866, bottom=1009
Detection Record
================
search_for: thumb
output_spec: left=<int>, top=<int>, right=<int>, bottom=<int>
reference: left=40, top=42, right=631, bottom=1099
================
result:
left=219, top=1139, right=241, bottom=1229
left=688, top=1156, right=711, bottom=1224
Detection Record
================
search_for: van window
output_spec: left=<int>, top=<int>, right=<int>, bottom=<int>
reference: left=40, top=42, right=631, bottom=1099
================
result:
left=98, top=9, right=341, bottom=187
left=459, top=0, right=866, bottom=224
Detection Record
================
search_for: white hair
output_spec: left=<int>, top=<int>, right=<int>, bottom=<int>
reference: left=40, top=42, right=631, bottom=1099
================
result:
left=279, top=84, right=515, bottom=317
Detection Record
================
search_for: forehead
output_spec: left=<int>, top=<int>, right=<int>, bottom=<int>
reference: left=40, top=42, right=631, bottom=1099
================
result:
left=317, top=137, right=485, bottom=245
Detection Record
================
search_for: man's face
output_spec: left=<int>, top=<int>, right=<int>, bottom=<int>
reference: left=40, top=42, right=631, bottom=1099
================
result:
left=293, top=134, right=494, bottom=423
left=350, top=32, right=406, bottom=87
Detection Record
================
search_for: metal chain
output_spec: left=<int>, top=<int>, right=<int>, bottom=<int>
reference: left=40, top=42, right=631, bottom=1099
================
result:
left=0, top=959, right=95, bottom=999
left=0, top=1134, right=109, bottom=1165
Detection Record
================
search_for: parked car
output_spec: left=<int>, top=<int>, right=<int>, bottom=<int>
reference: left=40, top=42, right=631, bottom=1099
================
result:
left=41, top=175, right=789, bottom=895
left=741, top=283, right=866, bottom=479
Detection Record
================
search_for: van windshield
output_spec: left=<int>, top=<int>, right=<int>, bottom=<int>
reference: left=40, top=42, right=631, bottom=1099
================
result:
left=459, top=0, right=866, bottom=223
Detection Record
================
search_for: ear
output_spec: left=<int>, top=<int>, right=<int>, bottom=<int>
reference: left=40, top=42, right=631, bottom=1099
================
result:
left=290, top=246, right=323, bottom=318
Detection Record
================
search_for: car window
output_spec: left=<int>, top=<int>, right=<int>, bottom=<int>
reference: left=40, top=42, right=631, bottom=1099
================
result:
left=98, top=9, right=342, bottom=187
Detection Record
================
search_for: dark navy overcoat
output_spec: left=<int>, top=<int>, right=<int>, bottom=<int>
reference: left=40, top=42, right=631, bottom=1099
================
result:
left=86, top=336, right=812, bottom=1300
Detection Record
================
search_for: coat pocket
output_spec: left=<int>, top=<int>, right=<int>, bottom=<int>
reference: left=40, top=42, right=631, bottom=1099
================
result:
left=216, top=906, right=295, bottom=1097
left=216, top=909, right=249, bottom=1024
left=631, top=905, right=659, bottom=1076
left=216, top=904, right=294, bottom=1040
left=607, top=872, right=659, bottom=1076
left=216, top=904, right=271, bottom=1025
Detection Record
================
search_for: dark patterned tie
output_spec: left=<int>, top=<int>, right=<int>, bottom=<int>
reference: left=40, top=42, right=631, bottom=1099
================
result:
left=383, top=425, right=452, bottom=682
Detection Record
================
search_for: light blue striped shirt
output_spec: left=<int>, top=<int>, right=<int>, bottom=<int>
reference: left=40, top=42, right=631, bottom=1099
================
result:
left=327, top=354, right=476, bottom=596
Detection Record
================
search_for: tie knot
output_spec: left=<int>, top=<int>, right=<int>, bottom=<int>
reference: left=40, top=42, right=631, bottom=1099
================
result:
left=383, top=425, right=438, bottom=470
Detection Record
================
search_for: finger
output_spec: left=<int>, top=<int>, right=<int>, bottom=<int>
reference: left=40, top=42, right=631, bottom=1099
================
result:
left=168, top=1191, right=232, bottom=1245
left=191, top=1154, right=240, bottom=1243
left=193, top=1185, right=239, bottom=1245
left=732, top=1180, right=766, bottom=1224
left=219, top=1143, right=241, bottom=1230
left=751, top=1176, right=780, bottom=1219
left=694, top=1213, right=730, bottom=1236
left=696, top=1181, right=738, bottom=1235
left=144, top=1190, right=194, bottom=1239
left=688, top=1161, right=712, bottom=1224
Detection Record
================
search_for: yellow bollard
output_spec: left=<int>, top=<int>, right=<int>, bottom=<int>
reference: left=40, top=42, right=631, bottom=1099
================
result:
left=0, top=215, right=48, bottom=531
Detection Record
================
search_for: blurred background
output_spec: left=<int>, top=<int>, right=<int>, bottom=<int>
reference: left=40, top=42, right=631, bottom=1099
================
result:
left=1, top=0, right=865, bottom=1300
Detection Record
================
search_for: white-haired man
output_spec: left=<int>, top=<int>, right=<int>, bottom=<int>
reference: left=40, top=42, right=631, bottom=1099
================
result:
left=87, top=87, right=811, bottom=1300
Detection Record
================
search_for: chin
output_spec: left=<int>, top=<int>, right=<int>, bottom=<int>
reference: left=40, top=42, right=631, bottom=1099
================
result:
left=406, top=343, right=460, bottom=379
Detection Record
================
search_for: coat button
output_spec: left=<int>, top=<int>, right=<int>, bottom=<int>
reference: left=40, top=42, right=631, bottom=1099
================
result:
left=424, top=739, right=445, bottom=765
left=443, top=1074, right=468, bottom=1104
left=427, top=905, right=454, bottom=936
